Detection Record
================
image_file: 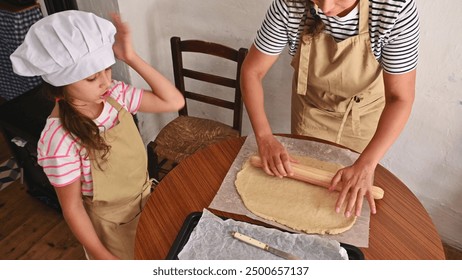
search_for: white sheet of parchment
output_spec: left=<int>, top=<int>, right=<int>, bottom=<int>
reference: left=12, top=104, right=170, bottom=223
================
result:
left=209, top=134, right=370, bottom=248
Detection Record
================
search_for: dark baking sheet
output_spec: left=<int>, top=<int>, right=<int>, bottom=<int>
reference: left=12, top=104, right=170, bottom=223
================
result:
left=166, top=212, right=365, bottom=260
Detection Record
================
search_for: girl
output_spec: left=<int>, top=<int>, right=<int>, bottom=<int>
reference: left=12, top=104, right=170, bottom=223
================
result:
left=10, top=10, right=184, bottom=259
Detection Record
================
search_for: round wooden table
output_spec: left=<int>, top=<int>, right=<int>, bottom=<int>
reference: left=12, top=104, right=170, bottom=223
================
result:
left=135, top=136, right=445, bottom=260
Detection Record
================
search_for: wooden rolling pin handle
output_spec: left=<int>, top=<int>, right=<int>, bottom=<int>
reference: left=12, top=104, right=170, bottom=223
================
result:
left=249, top=155, right=384, bottom=200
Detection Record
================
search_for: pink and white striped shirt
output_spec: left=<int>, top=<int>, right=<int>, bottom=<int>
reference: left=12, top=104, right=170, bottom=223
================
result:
left=37, top=80, right=143, bottom=196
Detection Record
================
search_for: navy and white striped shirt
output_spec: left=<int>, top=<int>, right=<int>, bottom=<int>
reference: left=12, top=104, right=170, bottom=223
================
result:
left=254, top=0, right=420, bottom=74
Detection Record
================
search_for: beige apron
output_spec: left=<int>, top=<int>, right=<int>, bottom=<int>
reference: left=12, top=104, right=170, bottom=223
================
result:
left=83, top=97, right=151, bottom=260
left=291, top=0, right=385, bottom=152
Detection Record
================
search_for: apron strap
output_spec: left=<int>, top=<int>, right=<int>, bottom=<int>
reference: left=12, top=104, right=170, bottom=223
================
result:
left=106, top=96, right=124, bottom=112
left=358, top=0, right=369, bottom=34
left=336, top=96, right=361, bottom=144
left=296, top=2, right=319, bottom=95
left=296, top=34, right=311, bottom=95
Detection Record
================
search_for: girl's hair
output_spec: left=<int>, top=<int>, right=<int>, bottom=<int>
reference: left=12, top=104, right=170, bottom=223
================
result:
left=291, top=0, right=325, bottom=36
left=43, top=82, right=110, bottom=169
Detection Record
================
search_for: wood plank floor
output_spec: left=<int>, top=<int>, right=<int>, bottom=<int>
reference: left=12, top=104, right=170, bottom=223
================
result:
left=0, top=126, right=461, bottom=260
left=0, top=180, right=85, bottom=260
left=0, top=126, right=84, bottom=260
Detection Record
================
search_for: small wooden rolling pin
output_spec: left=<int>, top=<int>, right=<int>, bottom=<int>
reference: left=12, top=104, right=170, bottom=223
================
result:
left=249, top=155, right=384, bottom=200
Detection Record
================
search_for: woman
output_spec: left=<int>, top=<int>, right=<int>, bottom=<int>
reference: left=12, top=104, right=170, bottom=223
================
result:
left=241, top=0, right=419, bottom=217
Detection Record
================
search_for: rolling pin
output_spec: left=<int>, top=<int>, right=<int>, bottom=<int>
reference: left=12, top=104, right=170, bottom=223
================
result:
left=249, top=155, right=384, bottom=200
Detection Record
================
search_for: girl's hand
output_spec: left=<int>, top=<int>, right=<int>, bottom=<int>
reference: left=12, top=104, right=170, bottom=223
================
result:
left=256, top=134, right=297, bottom=178
left=111, top=13, right=135, bottom=63
left=329, top=161, right=377, bottom=217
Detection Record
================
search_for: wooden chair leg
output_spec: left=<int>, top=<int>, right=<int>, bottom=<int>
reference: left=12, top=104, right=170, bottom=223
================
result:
left=147, top=141, right=183, bottom=181
left=147, top=142, right=160, bottom=181
left=157, top=158, right=177, bottom=180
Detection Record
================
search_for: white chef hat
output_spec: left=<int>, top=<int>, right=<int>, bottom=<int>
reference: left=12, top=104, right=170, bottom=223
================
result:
left=10, top=10, right=116, bottom=87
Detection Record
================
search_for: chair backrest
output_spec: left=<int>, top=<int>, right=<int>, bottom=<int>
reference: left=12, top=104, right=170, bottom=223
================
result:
left=170, top=36, right=248, bottom=134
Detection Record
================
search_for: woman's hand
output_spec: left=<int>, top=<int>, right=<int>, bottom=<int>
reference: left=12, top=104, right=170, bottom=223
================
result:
left=329, top=70, right=416, bottom=217
left=111, top=13, right=136, bottom=63
left=256, top=134, right=297, bottom=178
left=329, top=160, right=377, bottom=217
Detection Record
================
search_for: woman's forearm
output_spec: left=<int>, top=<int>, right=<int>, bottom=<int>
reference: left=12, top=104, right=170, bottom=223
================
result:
left=358, top=98, right=414, bottom=166
left=241, top=69, right=272, bottom=138
left=357, top=70, right=416, bottom=166
left=241, top=45, right=280, bottom=139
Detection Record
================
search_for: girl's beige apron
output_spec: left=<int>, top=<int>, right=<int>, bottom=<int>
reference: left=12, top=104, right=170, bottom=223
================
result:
left=83, top=97, right=151, bottom=259
left=291, top=0, right=385, bottom=152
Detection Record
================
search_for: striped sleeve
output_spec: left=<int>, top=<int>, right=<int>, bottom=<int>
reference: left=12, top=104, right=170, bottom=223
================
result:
left=379, top=0, right=420, bottom=74
left=108, top=80, right=144, bottom=113
left=254, top=0, right=304, bottom=55
left=253, top=0, right=420, bottom=74
left=37, top=119, right=82, bottom=187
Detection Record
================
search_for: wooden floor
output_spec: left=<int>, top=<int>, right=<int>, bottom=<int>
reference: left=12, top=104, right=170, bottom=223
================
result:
left=0, top=121, right=85, bottom=260
left=0, top=181, right=86, bottom=260
left=0, top=126, right=461, bottom=260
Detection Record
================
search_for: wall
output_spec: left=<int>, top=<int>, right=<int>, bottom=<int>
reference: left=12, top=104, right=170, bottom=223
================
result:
left=77, top=0, right=461, bottom=250
left=380, top=0, right=462, bottom=249
left=115, top=0, right=294, bottom=143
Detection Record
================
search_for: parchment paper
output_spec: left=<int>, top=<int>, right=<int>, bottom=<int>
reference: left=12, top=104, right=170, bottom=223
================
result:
left=209, top=134, right=370, bottom=248
left=178, top=209, right=348, bottom=260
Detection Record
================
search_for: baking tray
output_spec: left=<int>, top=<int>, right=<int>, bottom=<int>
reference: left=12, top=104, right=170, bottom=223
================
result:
left=166, top=212, right=365, bottom=260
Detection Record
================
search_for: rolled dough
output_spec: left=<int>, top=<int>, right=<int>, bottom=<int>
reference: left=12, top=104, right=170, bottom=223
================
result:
left=235, top=155, right=356, bottom=234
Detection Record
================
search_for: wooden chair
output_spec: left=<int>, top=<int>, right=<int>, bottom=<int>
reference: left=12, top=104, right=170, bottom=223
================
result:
left=147, top=36, right=248, bottom=180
